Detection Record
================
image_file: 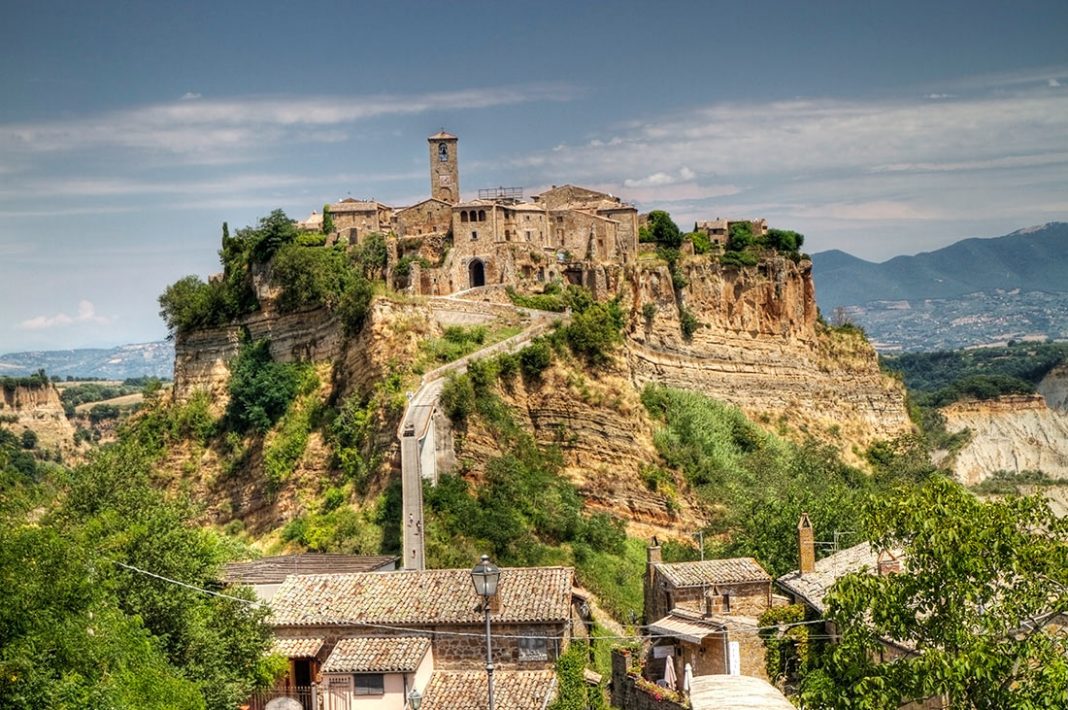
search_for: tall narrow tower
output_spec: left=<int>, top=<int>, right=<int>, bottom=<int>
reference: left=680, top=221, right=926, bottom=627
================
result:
left=428, top=131, right=459, bottom=203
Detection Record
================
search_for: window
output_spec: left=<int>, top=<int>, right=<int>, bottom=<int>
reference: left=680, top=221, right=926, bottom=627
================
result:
left=439, top=143, right=449, bottom=162
left=461, top=211, right=469, bottom=223
left=354, top=674, right=384, bottom=695
left=478, top=210, right=486, bottom=222
left=471, top=231, right=478, bottom=241
left=519, top=636, right=548, bottom=662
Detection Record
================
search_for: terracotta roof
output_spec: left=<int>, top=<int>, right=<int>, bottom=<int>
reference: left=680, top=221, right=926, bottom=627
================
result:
left=421, top=670, right=556, bottom=710
left=321, top=636, right=431, bottom=673
left=689, top=674, right=794, bottom=710
left=428, top=131, right=458, bottom=140
left=777, top=542, right=896, bottom=613
left=271, top=636, right=325, bottom=658
left=221, top=554, right=397, bottom=584
left=655, top=558, right=771, bottom=588
left=330, top=200, right=389, bottom=213
left=269, top=567, right=574, bottom=627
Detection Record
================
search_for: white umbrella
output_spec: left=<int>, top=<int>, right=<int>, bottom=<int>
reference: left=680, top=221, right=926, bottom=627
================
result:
left=683, top=662, right=694, bottom=694
left=662, top=657, right=678, bottom=691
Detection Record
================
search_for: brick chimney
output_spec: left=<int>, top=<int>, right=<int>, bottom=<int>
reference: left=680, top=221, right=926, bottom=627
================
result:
left=647, top=537, right=662, bottom=572
left=798, top=513, right=815, bottom=575
left=643, top=538, right=663, bottom=625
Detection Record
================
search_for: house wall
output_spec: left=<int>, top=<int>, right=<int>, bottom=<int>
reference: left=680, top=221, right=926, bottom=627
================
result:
left=394, top=200, right=452, bottom=238
left=650, top=580, right=772, bottom=622
left=274, top=622, right=566, bottom=673
left=610, top=649, right=687, bottom=710
left=333, top=210, right=383, bottom=239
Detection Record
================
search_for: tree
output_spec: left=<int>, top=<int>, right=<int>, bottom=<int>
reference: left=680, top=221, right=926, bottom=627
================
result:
left=19, top=429, right=37, bottom=450
left=645, top=210, right=682, bottom=248
left=802, top=479, right=1068, bottom=709
left=321, top=204, right=334, bottom=235
left=727, top=221, right=755, bottom=251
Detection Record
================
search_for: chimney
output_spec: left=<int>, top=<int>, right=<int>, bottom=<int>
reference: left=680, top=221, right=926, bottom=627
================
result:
left=798, top=513, right=815, bottom=575
left=647, top=537, right=662, bottom=568
left=877, top=551, right=901, bottom=576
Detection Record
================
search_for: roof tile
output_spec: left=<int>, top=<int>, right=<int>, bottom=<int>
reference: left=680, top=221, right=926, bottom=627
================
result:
left=655, top=558, right=771, bottom=588
left=321, top=636, right=431, bottom=673
left=270, top=567, right=574, bottom=627
left=421, top=670, right=556, bottom=710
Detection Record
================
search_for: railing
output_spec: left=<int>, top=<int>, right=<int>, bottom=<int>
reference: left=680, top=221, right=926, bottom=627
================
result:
left=243, top=685, right=316, bottom=710
left=478, top=186, right=524, bottom=200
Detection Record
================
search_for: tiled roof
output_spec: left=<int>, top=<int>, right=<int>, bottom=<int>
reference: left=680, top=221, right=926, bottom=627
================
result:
left=221, top=554, right=397, bottom=584
left=321, top=636, right=431, bottom=673
left=655, top=558, right=771, bottom=588
left=428, top=131, right=458, bottom=140
left=271, top=636, right=325, bottom=658
left=269, top=567, right=574, bottom=627
left=648, top=613, right=724, bottom=644
left=776, top=542, right=894, bottom=613
left=421, top=670, right=557, bottom=710
left=331, top=200, right=389, bottom=212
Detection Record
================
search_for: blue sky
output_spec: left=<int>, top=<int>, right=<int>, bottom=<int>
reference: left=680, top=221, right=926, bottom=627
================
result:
left=2, top=0, right=1067, bottom=351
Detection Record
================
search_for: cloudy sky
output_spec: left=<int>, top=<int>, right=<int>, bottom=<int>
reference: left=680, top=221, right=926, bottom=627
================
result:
left=2, top=0, right=1067, bottom=351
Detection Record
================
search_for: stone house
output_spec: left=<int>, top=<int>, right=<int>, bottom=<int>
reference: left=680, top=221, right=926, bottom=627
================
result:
left=643, top=542, right=776, bottom=681
left=695, top=218, right=768, bottom=246
left=263, top=566, right=576, bottom=710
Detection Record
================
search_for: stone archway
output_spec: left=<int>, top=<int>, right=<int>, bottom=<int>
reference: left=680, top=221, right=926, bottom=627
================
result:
left=468, top=259, right=486, bottom=288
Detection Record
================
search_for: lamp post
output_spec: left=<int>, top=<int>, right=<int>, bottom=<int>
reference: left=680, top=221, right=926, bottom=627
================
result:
left=471, top=554, right=501, bottom=710
left=407, top=687, right=422, bottom=709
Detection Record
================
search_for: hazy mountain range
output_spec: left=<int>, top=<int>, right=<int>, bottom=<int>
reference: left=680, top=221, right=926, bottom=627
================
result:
left=0, top=341, right=174, bottom=379
left=811, top=223, right=1068, bottom=351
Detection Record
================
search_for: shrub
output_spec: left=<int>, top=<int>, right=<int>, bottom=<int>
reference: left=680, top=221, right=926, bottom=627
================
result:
left=271, top=243, right=355, bottom=312
left=727, top=221, right=755, bottom=251
left=336, top=277, right=374, bottom=336
left=645, top=210, right=682, bottom=248
left=20, top=429, right=38, bottom=450
left=720, top=250, right=759, bottom=268
left=642, top=302, right=657, bottom=326
left=352, top=233, right=388, bottom=280
left=689, top=230, right=712, bottom=254
left=564, top=301, right=624, bottom=365
left=440, top=373, right=476, bottom=422
left=679, top=306, right=700, bottom=339
left=321, top=204, right=334, bottom=235
left=225, top=339, right=301, bottom=433
left=520, top=339, right=554, bottom=378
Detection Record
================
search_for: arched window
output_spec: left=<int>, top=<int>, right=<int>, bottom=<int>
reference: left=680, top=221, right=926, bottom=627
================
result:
left=478, top=210, right=486, bottom=222
left=461, top=211, right=468, bottom=223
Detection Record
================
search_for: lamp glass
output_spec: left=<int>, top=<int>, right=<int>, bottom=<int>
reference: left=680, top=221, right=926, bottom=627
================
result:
left=471, top=554, right=501, bottom=597
left=408, top=688, right=422, bottom=709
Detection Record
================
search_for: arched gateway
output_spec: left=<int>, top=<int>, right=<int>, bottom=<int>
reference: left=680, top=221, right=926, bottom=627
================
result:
left=468, top=259, right=485, bottom=288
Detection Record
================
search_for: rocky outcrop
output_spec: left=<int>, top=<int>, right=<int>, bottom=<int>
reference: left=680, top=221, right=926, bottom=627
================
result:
left=625, top=257, right=910, bottom=458
left=1038, top=362, right=1068, bottom=413
left=944, top=378, right=1068, bottom=485
left=0, top=382, right=74, bottom=451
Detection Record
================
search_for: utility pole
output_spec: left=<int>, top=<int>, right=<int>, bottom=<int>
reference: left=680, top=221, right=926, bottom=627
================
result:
left=693, top=530, right=705, bottom=561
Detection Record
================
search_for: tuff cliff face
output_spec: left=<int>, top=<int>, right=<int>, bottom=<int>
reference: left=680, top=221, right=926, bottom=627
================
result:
left=168, top=256, right=911, bottom=534
left=624, top=257, right=910, bottom=459
left=0, top=382, right=74, bottom=451
left=943, top=366, right=1068, bottom=484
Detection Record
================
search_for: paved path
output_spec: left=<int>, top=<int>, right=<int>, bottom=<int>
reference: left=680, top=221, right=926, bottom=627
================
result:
left=398, top=292, right=569, bottom=570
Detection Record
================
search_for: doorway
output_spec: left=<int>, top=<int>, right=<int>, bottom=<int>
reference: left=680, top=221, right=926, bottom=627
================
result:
left=469, top=259, right=486, bottom=287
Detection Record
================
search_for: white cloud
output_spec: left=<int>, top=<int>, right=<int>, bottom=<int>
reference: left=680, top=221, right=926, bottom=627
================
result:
left=181, top=92, right=202, bottom=100
left=20, top=300, right=112, bottom=330
left=0, top=83, right=579, bottom=159
left=1050, top=78, right=1063, bottom=88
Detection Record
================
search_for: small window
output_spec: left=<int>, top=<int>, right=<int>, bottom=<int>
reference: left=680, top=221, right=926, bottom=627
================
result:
left=439, top=143, right=449, bottom=162
left=461, top=211, right=469, bottom=223
left=722, top=593, right=732, bottom=613
left=471, top=231, right=478, bottom=241
left=478, top=210, right=486, bottom=222
left=354, top=674, right=384, bottom=695
left=519, top=636, right=548, bottom=662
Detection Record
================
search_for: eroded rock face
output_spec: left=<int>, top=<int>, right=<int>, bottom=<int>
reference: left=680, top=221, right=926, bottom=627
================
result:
left=625, top=258, right=910, bottom=458
left=0, top=383, right=74, bottom=451
left=943, top=394, right=1068, bottom=484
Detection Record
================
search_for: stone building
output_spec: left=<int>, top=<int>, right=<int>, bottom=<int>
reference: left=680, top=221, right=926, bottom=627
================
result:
left=642, top=542, right=776, bottom=681
left=262, top=566, right=577, bottom=710
left=694, top=218, right=768, bottom=246
left=313, top=132, right=640, bottom=298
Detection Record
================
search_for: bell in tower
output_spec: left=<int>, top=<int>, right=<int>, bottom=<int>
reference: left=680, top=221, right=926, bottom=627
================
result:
left=428, top=131, right=459, bottom=203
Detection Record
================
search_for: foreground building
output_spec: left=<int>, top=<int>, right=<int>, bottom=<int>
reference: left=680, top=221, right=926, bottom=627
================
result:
left=254, top=565, right=577, bottom=710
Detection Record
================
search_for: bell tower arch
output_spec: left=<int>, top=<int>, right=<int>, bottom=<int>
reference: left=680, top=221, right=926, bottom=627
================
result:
left=428, top=131, right=459, bottom=204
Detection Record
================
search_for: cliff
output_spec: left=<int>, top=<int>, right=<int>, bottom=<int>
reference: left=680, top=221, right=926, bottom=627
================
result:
left=943, top=365, right=1068, bottom=484
left=168, top=256, right=911, bottom=535
left=0, top=382, right=74, bottom=451
left=625, top=257, right=910, bottom=459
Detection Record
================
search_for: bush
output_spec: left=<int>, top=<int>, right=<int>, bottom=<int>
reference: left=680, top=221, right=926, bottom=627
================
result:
left=679, top=306, right=700, bottom=339
left=20, top=429, right=38, bottom=450
left=645, top=210, right=682, bottom=248
left=271, top=243, right=354, bottom=312
left=352, top=233, right=388, bottom=280
left=563, top=301, right=624, bottom=365
left=720, top=250, right=759, bottom=268
left=727, top=221, right=755, bottom=251
left=225, top=339, right=301, bottom=433
left=642, top=302, right=658, bottom=325
left=440, top=373, right=476, bottom=422
left=336, top=277, right=374, bottom=336
left=520, top=339, right=554, bottom=378
left=689, top=230, right=712, bottom=254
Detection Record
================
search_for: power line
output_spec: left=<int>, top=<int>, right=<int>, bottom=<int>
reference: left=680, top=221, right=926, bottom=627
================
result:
left=114, top=560, right=829, bottom=643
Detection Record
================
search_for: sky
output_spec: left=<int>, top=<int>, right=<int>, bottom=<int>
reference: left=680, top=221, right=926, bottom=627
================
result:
left=1, top=0, right=1067, bottom=352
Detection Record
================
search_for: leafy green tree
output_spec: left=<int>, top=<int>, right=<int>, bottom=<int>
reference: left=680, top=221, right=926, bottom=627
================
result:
left=802, top=479, right=1068, bottom=709
left=271, top=243, right=354, bottom=312
left=727, top=221, right=755, bottom=251
left=645, top=210, right=682, bottom=248
left=249, top=209, right=298, bottom=263
left=225, top=338, right=301, bottom=432
left=321, top=204, right=334, bottom=235
left=19, top=429, right=37, bottom=450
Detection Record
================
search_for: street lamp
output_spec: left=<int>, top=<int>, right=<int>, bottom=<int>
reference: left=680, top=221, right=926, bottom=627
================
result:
left=471, top=554, right=501, bottom=710
left=407, top=687, right=422, bottom=709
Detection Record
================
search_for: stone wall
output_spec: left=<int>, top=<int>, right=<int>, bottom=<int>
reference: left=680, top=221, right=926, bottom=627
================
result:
left=610, top=649, right=687, bottom=710
left=394, top=199, right=452, bottom=238
left=655, top=581, right=772, bottom=622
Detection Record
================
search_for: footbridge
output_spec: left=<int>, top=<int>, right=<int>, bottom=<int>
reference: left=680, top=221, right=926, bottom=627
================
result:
left=398, top=293, right=568, bottom=570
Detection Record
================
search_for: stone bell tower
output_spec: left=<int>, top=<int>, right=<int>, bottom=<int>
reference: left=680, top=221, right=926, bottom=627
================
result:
left=428, top=130, right=459, bottom=204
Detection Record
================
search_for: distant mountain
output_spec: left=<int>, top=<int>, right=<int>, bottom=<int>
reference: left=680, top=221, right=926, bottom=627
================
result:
left=812, top=222, right=1068, bottom=311
left=0, top=341, right=174, bottom=379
